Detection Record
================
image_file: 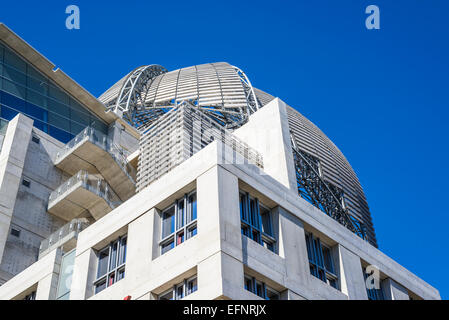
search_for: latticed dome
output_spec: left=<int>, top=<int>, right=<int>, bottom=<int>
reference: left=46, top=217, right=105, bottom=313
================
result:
left=100, top=62, right=377, bottom=247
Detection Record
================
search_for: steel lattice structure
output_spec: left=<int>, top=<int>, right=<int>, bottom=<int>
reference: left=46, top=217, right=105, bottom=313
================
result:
left=99, top=63, right=377, bottom=247
left=100, top=62, right=261, bottom=131
left=291, top=136, right=368, bottom=241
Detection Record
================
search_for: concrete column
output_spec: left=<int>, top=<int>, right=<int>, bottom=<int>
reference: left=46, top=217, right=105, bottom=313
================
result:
left=69, top=248, right=97, bottom=300
left=338, top=245, right=368, bottom=300
left=233, top=98, right=297, bottom=192
left=382, top=278, right=410, bottom=300
left=36, top=248, right=63, bottom=300
left=0, top=114, right=33, bottom=264
left=277, top=206, right=310, bottom=291
left=196, top=165, right=244, bottom=299
left=126, top=208, right=155, bottom=288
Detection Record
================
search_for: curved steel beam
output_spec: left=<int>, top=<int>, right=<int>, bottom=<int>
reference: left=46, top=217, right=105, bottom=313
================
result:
left=113, top=65, right=168, bottom=120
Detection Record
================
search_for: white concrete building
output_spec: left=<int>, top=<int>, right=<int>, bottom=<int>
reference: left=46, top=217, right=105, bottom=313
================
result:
left=0, top=23, right=440, bottom=300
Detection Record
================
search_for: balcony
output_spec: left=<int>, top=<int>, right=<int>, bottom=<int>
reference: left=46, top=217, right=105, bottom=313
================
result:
left=39, top=218, right=90, bottom=259
left=54, top=127, right=136, bottom=201
left=47, top=170, right=122, bottom=221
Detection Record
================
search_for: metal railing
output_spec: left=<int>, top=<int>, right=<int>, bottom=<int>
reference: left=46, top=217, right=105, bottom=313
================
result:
left=48, top=170, right=122, bottom=210
left=55, top=126, right=137, bottom=183
left=39, top=218, right=90, bottom=257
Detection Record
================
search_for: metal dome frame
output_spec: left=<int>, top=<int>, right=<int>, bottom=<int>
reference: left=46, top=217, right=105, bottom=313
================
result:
left=106, top=63, right=261, bottom=131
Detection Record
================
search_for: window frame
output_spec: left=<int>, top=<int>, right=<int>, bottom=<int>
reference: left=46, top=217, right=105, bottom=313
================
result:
left=158, top=275, right=198, bottom=300
left=244, top=275, right=280, bottom=300
left=93, top=235, right=127, bottom=294
left=305, top=232, right=338, bottom=289
left=240, top=191, right=276, bottom=253
left=159, top=190, right=197, bottom=255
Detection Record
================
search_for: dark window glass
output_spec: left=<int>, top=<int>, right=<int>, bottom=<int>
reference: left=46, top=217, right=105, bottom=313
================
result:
left=176, top=285, right=184, bottom=300
left=10, top=228, right=20, bottom=237
left=117, top=269, right=125, bottom=281
left=266, top=288, right=280, bottom=300
left=26, top=89, right=46, bottom=107
left=48, top=84, right=69, bottom=104
left=23, top=291, right=36, bottom=301
left=162, top=206, right=175, bottom=238
left=255, top=281, right=264, bottom=298
left=188, top=225, right=197, bottom=238
left=33, top=119, right=48, bottom=133
left=322, top=246, right=334, bottom=274
left=48, top=111, right=70, bottom=132
left=159, top=291, right=173, bottom=300
left=119, top=237, right=127, bottom=265
left=1, top=90, right=26, bottom=112
left=161, top=240, right=174, bottom=255
left=47, top=98, right=70, bottom=118
left=4, top=48, right=26, bottom=72
left=0, top=105, right=18, bottom=120
left=3, top=65, right=26, bottom=85
left=240, top=193, right=248, bottom=221
left=160, top=191, right=197, bottom=255
left=26, top=103, right=47, bottom=121
left=27, top=70, right=47, bottom=95
left=94, top=280, right=106, bottom=294
left=260, top=206, right=272, bottom=236
left=94, top=236, right=127, bottom=294
left=2, top=79, right=26, bottom=99
left=305, top=233, right=338, bottom=288
left=70, top=121, right=85, bottom=135
left=240, top=192, right=276, bottom=252
left=244, top=277, right=253, bottom=292
left=71, top=108, right=90, bottom=126
left=109, top=242, right=118, bottom=270
left=177, top=199, right=185, bottom=229
left=188, top=193, right=197, bottom=222
left=187, top=278, right=198, bottom=295
left=244, top=275, right=280, bottom=300
left=97, top=249, right=109, bottom=278
left=49, top=126, right=72, bottom=143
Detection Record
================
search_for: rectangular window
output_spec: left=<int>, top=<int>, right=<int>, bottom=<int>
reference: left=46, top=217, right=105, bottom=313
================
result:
left=158, top=276, right=198, bottom=300
left=305, top=233, right=338, bottom=289
left=244, top=275, right=281, bottom=300
left=240, top=192, right=276, bottom=253
left=10, top=228, right=20, bottom=237
left=22, top=179, right=30, bottom=188
left=94, top=235, right=127, bottom=294
left=31, top=136, right=40, bottom=144
left=160, top=191, right=197, bottom=255
left=23, top=291, right=36, bottom=300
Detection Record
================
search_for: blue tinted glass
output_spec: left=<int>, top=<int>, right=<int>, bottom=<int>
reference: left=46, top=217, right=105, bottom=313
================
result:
left=49, top=125, right=73, bottom=143
left=33, top=119, right=48, bottom=133
left=26, top=103, right=47, bottom=121
left=1, top=91, right=26, bottom=113
left=189, top=194, right=197, bottom=221
left=0, top=105, right=18, bottom=120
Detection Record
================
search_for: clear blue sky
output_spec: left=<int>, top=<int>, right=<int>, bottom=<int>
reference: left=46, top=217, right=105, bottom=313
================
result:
left=1, top=0, right=448, bottom=299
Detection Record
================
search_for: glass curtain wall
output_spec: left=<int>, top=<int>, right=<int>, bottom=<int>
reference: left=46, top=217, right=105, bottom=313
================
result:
left=0, top=41, right=108, bottom=143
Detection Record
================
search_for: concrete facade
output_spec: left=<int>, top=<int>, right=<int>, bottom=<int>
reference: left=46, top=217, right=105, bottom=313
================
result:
left=0, top=23, right=441, bottom=301
left=0, top=100, right=441, bottom=300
